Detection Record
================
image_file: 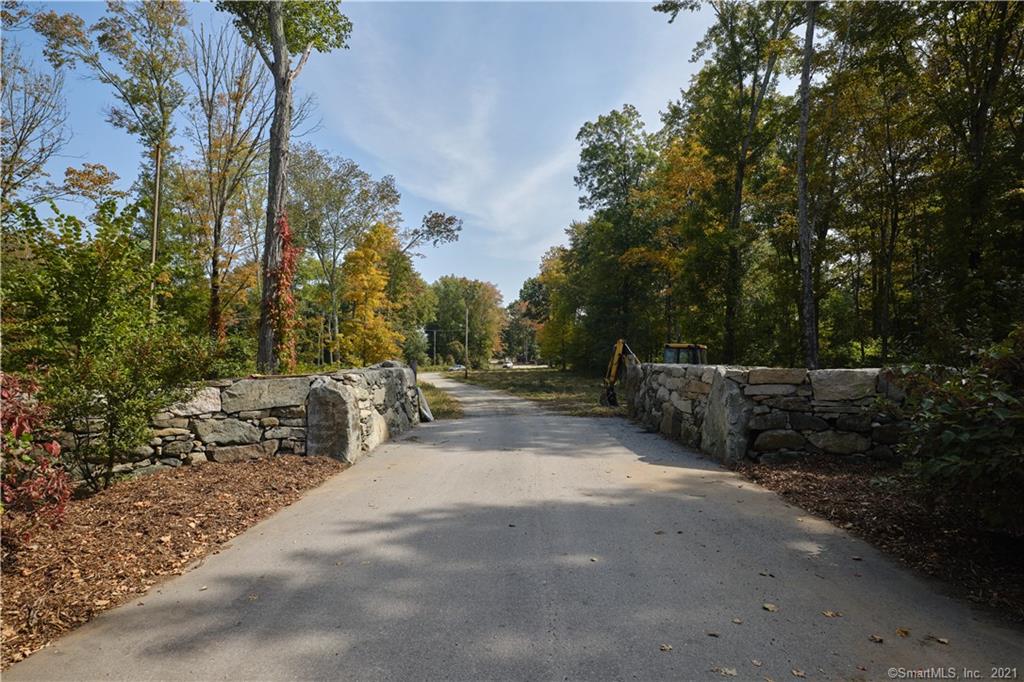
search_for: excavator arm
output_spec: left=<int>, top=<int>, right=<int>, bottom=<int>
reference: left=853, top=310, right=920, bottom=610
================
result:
left=600, top=338, right=634, bottom=407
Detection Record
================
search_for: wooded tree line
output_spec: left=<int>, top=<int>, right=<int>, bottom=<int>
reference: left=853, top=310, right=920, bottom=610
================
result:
left=2, top=0, right=509, bottom=381
left=513, top=0, right=1024, bottom=372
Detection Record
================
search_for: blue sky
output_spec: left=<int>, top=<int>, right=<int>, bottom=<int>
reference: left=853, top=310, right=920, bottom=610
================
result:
left=15, top=1, right=714, bottom=302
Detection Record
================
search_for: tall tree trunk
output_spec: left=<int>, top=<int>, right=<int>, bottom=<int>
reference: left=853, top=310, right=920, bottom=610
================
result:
left=724, top=53, right=779, bottom=363
left=330, top=294, right=339, bottom=365
left=964, top=1, right=1012, bottom=274
left=209, top=213, right=223, bottom=340
left=797, top=1, right=819, bottom=369
left=256, top=2, right=292, bottom=373
left=149, top=143, right=163, bottom=311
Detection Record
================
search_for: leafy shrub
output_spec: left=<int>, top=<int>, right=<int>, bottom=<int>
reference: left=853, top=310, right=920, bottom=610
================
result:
left=895, top=324, right=1024, bottom=535
left=2, top=202, right=208, bottom=491
left=206, top=334, right=255, bottom=379
left=1, top=373, right=73, bottom=552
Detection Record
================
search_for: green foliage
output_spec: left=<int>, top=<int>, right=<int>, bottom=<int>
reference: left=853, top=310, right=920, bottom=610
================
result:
left=2, top=201, right=208, bottom=491
left=33, top=1, right=189, bottom=149
left=523, top=1, right=1024, bottom=372
left=417, top=381, right=463, bottom=420
left=501, top=301, right=539, bottom=363
left=895, top=324, right=1024, bottom=535
left=44, top=310, right=206, bottom=491
left=207, top=334, right=256, bottom=379
left=575, top=104, right=656, bottom=212
left=456, top=368, right=624, bottom=418
left=216, top=1, right=352, bottom=58
left=429, top=276, right=504, bottom=369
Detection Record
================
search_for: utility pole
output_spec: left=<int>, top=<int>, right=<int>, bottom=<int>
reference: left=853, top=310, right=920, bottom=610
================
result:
left=464, top=302, right=469, bottom=379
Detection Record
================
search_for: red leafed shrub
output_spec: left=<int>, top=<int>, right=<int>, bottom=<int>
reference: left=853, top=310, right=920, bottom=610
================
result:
left=1, top=372, right=73, bottom=552
left=268, top=212, right=301, bottom=372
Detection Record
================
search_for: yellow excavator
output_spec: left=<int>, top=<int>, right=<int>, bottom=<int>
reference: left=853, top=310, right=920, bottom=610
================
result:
left=600, top=339, right=707, bottom=406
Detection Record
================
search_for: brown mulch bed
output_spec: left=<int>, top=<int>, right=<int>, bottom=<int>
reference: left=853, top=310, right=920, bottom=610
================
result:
left=1, top=456, right=345, bottom=668
left=736, top=457, right=1024, bottom=622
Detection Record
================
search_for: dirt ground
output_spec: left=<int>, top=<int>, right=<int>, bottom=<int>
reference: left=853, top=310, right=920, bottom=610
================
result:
left=1, top=456, right=344, bottom=668
left=454, top=367, right=626, bottom=417
left=736, top=457, right=1024, bottom=622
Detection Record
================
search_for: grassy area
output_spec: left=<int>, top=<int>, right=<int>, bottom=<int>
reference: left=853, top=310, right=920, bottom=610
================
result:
left=418, top=381, right=464, bottom=419
left=451, top=367, right=625, bottom=417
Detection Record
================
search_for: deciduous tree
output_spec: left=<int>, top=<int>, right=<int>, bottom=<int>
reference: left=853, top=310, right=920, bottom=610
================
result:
left=34, top=0, right=190, bottom=297
left=216, top=0, right=352, bottom=372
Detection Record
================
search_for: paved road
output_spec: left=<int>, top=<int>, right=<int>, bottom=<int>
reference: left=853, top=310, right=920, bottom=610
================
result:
left=9, top=374, right=1023, bottom=681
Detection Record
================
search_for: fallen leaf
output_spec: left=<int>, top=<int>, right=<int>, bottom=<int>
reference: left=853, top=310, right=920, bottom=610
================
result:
left=925, top=635, right=950, bottom=645
left=751, top=659, right=763, bottom=667
left=869, top=634, right=884, bottom=643
left=158, top=535, right=172, bottom=544
left=94, top=599, right=110, bottom=606
left=654, top=530, right=666, bottom=535
left=792, top=670, right=806, bottom=678
left=707, top=631, right=720, bottom=637
left=732, top=618, right=743, bottom=625
left=851, top=556, right=863, bottom=561
left=896, top=628, right=910, bottom=638
left=763, top=603, right=779, bottom=612
left=659, top=644, right=673, bottom=652
left=590, top=557, right=598, bottom=562
left=710, top=666, right=737, bottom=677
left=199, top=586, right=208, bottom=592
left=822, top=610, right=843, bottom=618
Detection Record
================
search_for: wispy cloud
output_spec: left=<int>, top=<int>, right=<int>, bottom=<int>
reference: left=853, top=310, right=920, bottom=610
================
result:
left=302, top=2, right=710, bottom=296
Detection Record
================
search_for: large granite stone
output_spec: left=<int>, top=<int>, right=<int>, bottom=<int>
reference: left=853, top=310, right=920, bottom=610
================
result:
left=744, top=383, right=797, bottom=396
left=753, top=429, right=806, bottom=451
left=263, top=426, right=305, bottom=440
left=809, top=369, right=879, bottom=401
left=168, top=386, right=222, bottom=416
left=749, top=411, right=789, bottom=431
left=836, top=414, right=872, bottom=433
left=193, top=418, right=261, bottom=445
left=700, top=370, right=753, bottom=465
left=807, top=430, right=871, bottom=455
left=872, top=423, right=905, bottom=445
left=364, top=410, right=389, bottom=452
left=161, top=439, right=193, bottom=455
left=306, top=378, right=359, bottom=462
left=790, top=413, right=829, bottom=431
left=221, top=376, right=312, bottom=413
left=747, top=368, right=808, bottom=385
left=207, top=439, right=278, bottom=463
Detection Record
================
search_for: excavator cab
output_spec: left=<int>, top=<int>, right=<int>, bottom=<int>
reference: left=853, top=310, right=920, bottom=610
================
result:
left=663, top=343, right=707, bottom=365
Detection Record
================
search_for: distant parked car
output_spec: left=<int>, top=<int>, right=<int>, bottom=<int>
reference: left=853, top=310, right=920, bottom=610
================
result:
left=448, top=364, right=466, bottom=371
left=503, top=360, right=514, bottom=368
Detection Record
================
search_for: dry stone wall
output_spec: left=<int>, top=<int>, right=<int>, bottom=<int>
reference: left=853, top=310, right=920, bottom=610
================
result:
left=625, top=363, right=906, bottom=466
left=61, top=362, right=420, bottom=477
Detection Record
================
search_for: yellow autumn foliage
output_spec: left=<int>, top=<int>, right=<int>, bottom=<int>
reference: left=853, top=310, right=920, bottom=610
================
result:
left=335, top=223, right=404, bottom=366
